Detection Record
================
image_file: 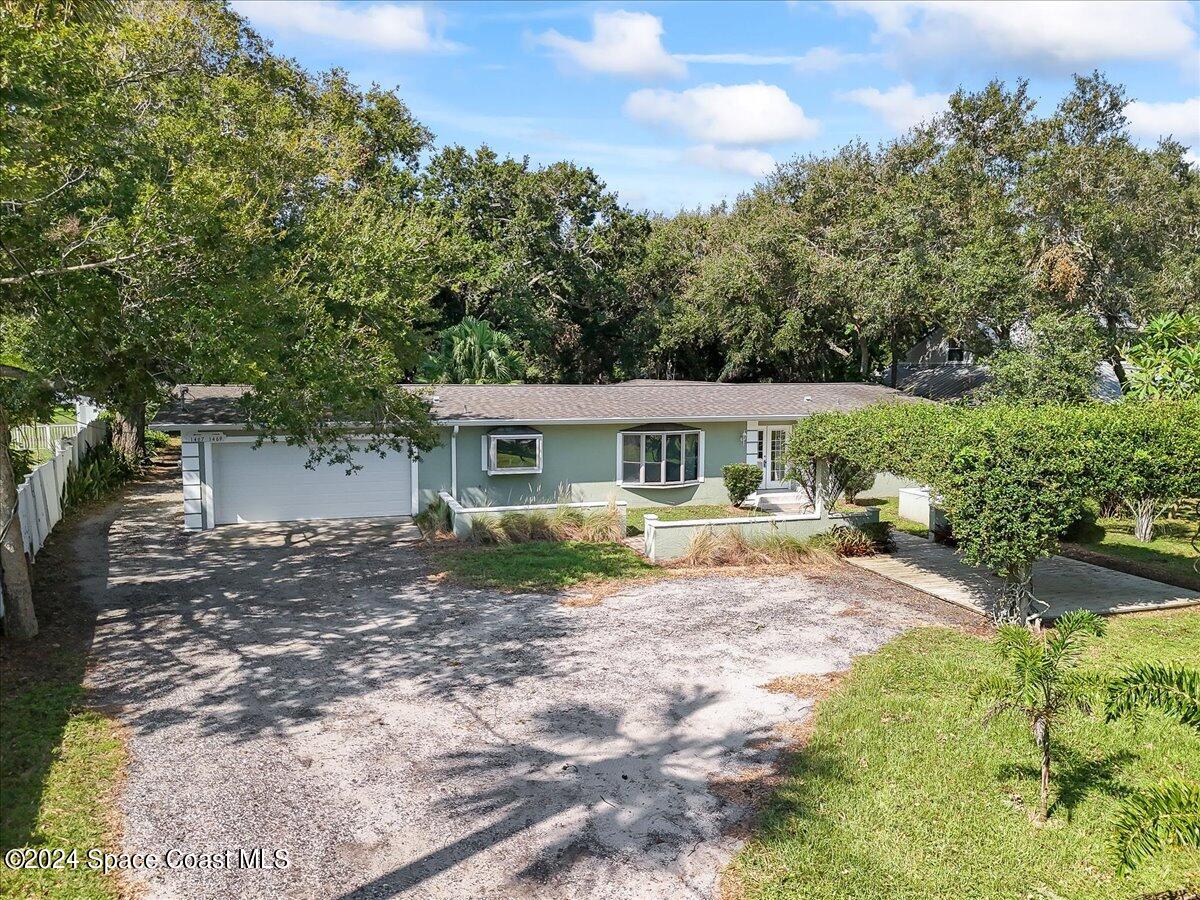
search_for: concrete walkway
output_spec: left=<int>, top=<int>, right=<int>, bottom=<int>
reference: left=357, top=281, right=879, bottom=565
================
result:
left=847, top=534, right=1200, bottom=619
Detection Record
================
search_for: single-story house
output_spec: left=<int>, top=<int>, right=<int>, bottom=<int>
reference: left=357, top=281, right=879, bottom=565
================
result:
left=153, top=380, right=917, bottom=531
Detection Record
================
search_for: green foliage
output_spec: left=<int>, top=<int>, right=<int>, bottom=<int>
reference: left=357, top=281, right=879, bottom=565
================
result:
left=144, top=429, right=170, bottom=455
left=413, top=496, right=453, bottom=538
left=1124, top=313, right=1200, bottom=400
left=812, top=523, right=892, bottom=557
left=1089, top=400, right=1200, bottom=541
left=8, top=444, right=34, bottom=482
left=1106, top=663, right=1200, bottom=733
left=721, top=463, right=762, bottom=506
left=971, top=610, right=1106, bottom=819
left=1110, top=779, right=1200, bottom=875
left=1104, top=662, right=1200, bottom=872
left=62, top=444, right=132, bottom=508
left=422, top=317, right=527, bottom=384
left=790, top=402, right=1101, bottom=621
left=431, top=541, right=654, bottom=591
left=980, top=312, right=1103, bottom=404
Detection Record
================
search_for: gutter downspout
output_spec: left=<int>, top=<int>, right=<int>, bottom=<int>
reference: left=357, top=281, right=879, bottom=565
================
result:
left=451, top=425, right=459, bottom=500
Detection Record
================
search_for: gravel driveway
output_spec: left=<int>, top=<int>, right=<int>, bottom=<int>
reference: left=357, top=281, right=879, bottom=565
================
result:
left=83, top=473, right=978, bottom=899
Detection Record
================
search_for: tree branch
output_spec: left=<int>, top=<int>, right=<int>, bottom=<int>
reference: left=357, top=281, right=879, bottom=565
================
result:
left=0, top=240, right=189, bottom=284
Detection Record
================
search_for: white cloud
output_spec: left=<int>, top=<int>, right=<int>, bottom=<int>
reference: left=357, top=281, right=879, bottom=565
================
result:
left=231, top=1, right=459, bottom=52
left=676, top=46, right=875, bottom=72
left=535, top=10, right=686, bottom=79
left=624, top=83, right=820, bottom=145
left=1126, top=97, right=1200, bottom=148
left=835, top=1, right=1197, bottom=68
left=684, top=144, right=776, bottom=176
left=843, top=83, right=949, bottom=131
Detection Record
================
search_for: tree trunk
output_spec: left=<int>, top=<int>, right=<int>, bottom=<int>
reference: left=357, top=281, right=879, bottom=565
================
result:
left=997, top=559, right=1040, bottom=625
left=859, top=333, right=871, bottom=379
left=112, top=402, right=146, bottom=463
left=0, top=405, right=38, bottom=639
left=1126, top=497, right=1157, bottom=542
left=889, top=329, right=899, bottom=389
left=1034, top=715, right=1050, bottom=821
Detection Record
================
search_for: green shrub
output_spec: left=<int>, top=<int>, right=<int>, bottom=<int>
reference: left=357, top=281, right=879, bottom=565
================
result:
left=467, top=515, right=509, bottom=545
left=144, top=429, right=171, bottom=455
left=855, top=520, right=896, bottom=551
left=63, top=445, right=133, bottom=508
left=722, top=463, right=763, bottom=506
left=816, top=524, right=881, bottom=558
left=414, top=496, right=453, bottom=537
left=9, top=445, right=35, bottom=482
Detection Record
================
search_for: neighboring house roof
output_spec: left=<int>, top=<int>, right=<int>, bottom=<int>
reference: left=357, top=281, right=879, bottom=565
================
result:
left=154, top=380, right=919, bottom=428
left=896, top=365, right=991, bottom=401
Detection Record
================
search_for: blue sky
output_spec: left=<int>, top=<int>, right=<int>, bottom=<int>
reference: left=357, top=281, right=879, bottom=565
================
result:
left=232, top=1, right=1200, bottom=212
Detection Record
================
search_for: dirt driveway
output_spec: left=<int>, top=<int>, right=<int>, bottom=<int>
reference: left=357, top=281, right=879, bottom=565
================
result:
left=81, top=472, right=978, bottom=899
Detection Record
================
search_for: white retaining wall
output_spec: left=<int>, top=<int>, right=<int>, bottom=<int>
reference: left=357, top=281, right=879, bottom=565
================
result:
left=15, top=419, right=109, bottom=558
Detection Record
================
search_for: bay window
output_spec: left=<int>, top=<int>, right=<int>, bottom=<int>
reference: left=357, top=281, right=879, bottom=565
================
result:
left=486, top=426, right=543, bottom=475
left=619, top=426, right=702, bottom=486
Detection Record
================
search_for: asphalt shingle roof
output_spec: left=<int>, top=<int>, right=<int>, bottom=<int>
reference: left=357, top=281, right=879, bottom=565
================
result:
left=153, top=380, right=919, bottom=428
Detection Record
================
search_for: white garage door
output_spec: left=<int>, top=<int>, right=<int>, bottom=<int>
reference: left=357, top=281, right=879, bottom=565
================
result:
left=212, top=441, right=412, bottom=525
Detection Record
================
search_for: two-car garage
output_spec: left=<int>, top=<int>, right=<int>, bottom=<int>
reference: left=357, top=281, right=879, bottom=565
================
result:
left=187, top=438, right=415, bottom=529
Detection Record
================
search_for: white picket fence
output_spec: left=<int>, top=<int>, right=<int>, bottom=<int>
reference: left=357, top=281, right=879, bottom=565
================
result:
left=12, top=423, right=81, bottom=456
left=14, top=419, right=109, bottom=558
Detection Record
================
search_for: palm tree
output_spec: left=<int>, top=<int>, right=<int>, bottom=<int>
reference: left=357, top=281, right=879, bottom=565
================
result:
left=972, top=610, right=1106, bottom=820
left=423, top=317, right=527, bottom=384
left=1105, top=663, right=1200, bottom=873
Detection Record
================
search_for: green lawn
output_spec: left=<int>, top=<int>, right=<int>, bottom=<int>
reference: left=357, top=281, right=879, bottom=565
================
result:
left=1070, top=516, right=1198, bottom=582
left=857, top=497, right=930, bottom=538
left=430, top=540, right=657, bottom=591
left=625, top=503, right=753, bottom=536
left=728, top=611, right=1200, bottom=900
left=1, top=685, right=125, bottom=899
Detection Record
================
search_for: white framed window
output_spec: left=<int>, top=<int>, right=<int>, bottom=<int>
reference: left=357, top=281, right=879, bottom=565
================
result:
left=486, top=429, right=543, bottom=475
left=618, top=427, right=702, bottom=486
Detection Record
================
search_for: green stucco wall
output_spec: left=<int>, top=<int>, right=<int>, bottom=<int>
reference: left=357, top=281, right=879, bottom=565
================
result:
left=416, top=420, right=787, bottom=511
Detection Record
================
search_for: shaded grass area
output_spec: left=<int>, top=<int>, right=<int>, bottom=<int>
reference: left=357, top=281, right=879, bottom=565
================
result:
left=430, top=540, right=657, bottom=591
left=729, top=611, right=1200, bottom=900
left=0, top=458, right=148, bottom=899
left=1071, top=516, right=1199, bottom=582
left=1, top=686, right=124, bottom=900
left=625, top=503, right=752, bottom=536
left=857, top=497, right=930, bottom=538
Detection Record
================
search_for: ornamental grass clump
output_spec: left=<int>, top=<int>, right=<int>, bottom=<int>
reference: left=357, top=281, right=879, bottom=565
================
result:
left=465, top=502, right=622, bottom=545
left=673, top=528, right=834, bottom=568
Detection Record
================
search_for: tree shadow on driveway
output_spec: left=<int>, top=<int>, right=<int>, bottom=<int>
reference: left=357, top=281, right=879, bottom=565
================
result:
left=87, top=475, right=580, bottom=742
left=334, top=688, right=789, bottom=899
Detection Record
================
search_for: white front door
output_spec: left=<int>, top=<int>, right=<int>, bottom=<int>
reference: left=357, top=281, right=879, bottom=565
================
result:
left=762, top=426, right=791, bottom=488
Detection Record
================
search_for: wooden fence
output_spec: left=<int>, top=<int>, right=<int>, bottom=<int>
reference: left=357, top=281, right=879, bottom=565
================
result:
left=14, top=419, right=109, bottom=558
left=13, top=423, right=82, bottom=456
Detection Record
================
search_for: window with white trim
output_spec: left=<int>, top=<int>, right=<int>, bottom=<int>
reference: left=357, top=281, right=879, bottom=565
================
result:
left=619, top=427, right=702, bottom=485
left=486, top=428, right=543, bottom=475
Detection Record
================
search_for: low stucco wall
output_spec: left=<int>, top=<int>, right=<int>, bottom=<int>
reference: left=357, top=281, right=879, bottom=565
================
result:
left=857, top=471, right=920, bottom=500
left=438, top=492, right=628, bottom=540
left=643, top=507, right=880, bottom=562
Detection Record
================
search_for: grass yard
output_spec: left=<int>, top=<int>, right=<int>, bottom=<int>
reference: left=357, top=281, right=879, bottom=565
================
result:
left=625, top=503, right=753, bottom=536
left=728, top=611, right=1200, bottom=900
left=857, top=497, right=930, bottom=538
left=1070, top=516, right=1199, bottom=582
left=430, top=540, right=657, bottom=591
left=0, top=686, right=125, bottom=900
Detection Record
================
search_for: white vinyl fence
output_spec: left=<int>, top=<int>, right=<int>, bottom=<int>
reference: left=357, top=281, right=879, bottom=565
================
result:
left=12, top=423, right=81, bottom=456
left=13, top=419, right=109, bottom=559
